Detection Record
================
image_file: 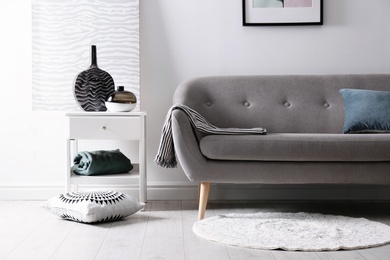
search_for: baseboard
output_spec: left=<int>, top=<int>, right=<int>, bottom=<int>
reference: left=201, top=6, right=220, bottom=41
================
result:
left=208, top=183, right=390, bottom=201
left=0, top=183, right=198, bottom=200
left=0, top=184, right=65, bottom=200
left=1, top=183, right=390, bottom=201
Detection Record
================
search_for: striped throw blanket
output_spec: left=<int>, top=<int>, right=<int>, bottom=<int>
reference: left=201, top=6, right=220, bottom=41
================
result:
left=155, top=104, right=267, bottom=168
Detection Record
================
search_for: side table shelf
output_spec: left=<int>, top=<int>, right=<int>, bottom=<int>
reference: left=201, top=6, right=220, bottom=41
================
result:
left=65, top=111, right=147, bottom=203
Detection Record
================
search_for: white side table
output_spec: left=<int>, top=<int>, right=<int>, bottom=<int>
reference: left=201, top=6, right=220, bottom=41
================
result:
left=65, top=111, right=147, bottom=203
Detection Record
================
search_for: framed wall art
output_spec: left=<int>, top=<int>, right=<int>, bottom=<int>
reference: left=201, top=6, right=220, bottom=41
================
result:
left=243, top=0, right=323, bottom=26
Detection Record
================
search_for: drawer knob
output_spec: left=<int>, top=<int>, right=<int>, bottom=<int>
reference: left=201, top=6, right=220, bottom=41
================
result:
left=102, top=126, right=107, bottom=130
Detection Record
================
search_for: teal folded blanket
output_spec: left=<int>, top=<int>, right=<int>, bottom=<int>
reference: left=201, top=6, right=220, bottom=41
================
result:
left=72, top=149, right=133, bottom=176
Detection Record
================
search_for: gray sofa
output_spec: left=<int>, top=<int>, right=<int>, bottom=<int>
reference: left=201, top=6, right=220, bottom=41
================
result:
left=171, top=74, right=390, bottom=219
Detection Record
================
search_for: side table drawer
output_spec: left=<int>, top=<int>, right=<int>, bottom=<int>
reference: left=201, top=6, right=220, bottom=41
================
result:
left=68, top=116, right=141, bottom=139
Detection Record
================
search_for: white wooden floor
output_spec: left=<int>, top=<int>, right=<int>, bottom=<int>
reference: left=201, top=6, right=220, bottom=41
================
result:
left=1, top=200, right=390, bottom=260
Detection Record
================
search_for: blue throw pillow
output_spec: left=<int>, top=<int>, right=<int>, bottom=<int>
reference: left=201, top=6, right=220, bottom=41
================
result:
left=339, top=89, right=390, bottom=133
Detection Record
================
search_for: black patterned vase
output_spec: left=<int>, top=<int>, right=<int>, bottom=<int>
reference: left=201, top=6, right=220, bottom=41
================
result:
left=74, top=45, right=115, bottom=111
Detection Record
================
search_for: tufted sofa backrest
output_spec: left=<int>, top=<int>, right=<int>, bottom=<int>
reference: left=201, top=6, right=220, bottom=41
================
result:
left=173, top=74, right=390, bottom=133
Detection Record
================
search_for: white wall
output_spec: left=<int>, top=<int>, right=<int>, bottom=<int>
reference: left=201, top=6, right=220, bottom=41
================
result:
left=0, top=1, right=66, bottom=199
left=1, top=0, right=390, bottom=199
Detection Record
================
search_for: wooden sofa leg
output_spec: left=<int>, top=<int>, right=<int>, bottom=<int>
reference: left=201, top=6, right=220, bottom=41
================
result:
left=198, top=182, right=211, bottom=220
left=197, top=182, right=201, bottom=203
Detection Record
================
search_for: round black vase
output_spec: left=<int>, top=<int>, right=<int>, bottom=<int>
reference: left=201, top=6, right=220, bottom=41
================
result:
left=74, top=45, right=115, bottom=111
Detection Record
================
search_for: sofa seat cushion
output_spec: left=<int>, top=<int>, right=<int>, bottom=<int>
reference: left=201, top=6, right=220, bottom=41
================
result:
left=199, top=133, right=390, bottom=162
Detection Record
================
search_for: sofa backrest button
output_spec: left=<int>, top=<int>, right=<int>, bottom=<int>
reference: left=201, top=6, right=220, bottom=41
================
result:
left=206, top=102, right=212, bottom=106
left=244, top=102, right=250, bottom=107
left=284, top=102, right=290, bottom=107
left=324, top=102, right=330, bottom=108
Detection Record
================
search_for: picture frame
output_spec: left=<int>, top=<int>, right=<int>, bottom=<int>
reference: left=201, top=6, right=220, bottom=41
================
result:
left=243, top=0, right=323, bottom=26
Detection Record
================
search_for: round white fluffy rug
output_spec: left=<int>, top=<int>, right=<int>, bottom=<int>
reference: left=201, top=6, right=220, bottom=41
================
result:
left=193, top=212, right=390, bottom=251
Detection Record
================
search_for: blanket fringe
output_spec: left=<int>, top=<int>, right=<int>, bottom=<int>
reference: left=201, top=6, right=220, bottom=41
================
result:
left=154, top=156, right=177, bottom=168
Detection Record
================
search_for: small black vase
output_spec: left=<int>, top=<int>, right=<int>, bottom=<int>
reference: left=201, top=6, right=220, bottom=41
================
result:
left=74, top=45, right=115, bottom=111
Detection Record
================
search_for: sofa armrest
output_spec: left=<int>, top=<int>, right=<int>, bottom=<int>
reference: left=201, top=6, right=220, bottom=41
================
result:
left=172, top=109, right=207, bottom=181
